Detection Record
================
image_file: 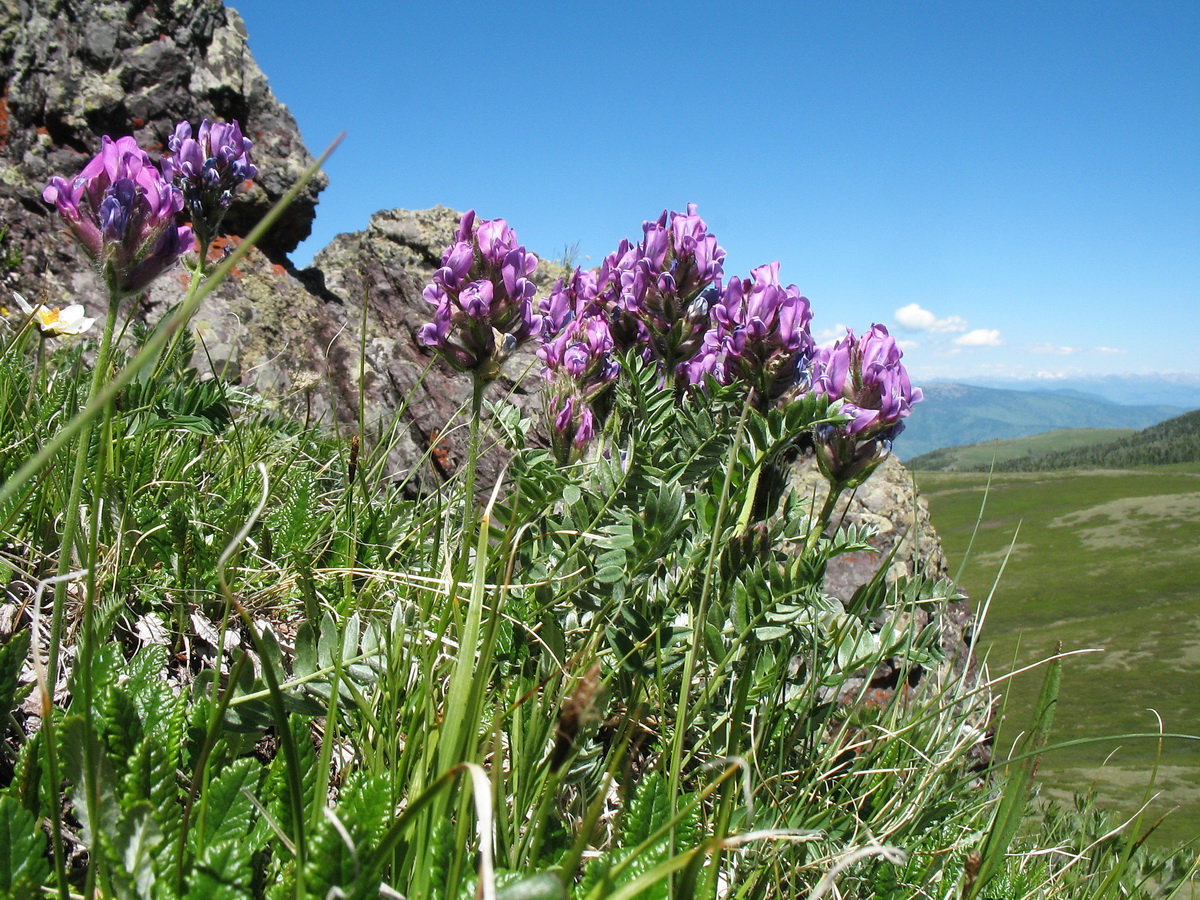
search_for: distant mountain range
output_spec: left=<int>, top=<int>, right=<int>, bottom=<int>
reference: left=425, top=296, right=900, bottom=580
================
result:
left=894, top=381, right=1190, bottom=460
left=957, top=372, right=1200, bottom=410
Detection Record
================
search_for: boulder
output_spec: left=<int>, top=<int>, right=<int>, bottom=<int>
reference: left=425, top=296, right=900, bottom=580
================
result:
left=0, top=0, right=326, bottom=313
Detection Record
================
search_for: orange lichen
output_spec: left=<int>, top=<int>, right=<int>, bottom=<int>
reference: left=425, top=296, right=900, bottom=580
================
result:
left=0, top=84, right=9, bottom=150
left=429, top=428, right=453, bottom=476
left=207, top=235, right=246, bottom=278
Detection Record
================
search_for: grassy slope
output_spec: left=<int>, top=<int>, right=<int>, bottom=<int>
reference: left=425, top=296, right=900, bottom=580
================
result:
left=906, top=428, right=1135, bottom=471
left=898, top=382, right=1183, bottom=459
left=993, top=408, right=1200, bottom=472
left=916, top=464, right=1200, bottom=849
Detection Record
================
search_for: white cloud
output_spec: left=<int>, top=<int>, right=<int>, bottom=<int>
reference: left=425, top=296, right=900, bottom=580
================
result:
left=814, top=324, right=850, bottom=347
left=895, top=303, right=935, bottom=329
left=931, top=315, right=969, bottom=333
left=894, top=303, right=968, bottom=333
left=1031, top=343, right=1078, bottom=356
left=955, top=329, right=1003, bottom=347
left=1095, top=346, right=1127, bottom=355
left=897, top=339, right=919, bottom=351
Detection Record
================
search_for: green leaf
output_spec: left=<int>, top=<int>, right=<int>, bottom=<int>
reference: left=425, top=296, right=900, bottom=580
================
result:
left=197, top=756, right=262, bottom=851
left=184, top=838, right=255, bottom=900
left=0, top=630, right=32, bottom=717
left=0, top=794, right=50, bottom=896
left=61, top=714, right=121, bottom=848
left=752, top=625, right=792, bottom=643
left=294, top=621, right=318, bottom=678
left=113, top=802, right=162, bottom=900
left=103, top=686, right=145, bottom=777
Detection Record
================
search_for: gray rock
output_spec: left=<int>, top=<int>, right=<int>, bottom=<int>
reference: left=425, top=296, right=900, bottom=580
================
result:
left=0, top=0, right=325, bottom=315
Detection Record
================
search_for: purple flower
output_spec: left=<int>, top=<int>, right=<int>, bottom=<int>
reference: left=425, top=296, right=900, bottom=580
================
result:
left=699, top=261, right=813, bottom=403
left=597, top=204, right=726, bottom=377
left=809, top=325, right=923, bottom=485
left=539, top=288, right=620, bottom=462
left=811, top=325, right=922, bottom=438
left=418, top=210, right=543, bottom=380
left=540, top=314, right=619, bottom=393
left=540, top=267, right=602, bottom=336
left=552, top=396, right=597, bottom=452
left=162, top=119, right=257, bottom=244
left=43, top=135, right=193, bottom=298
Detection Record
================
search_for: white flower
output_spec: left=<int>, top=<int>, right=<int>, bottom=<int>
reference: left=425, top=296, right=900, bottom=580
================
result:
left=12, top=291, right=95, bottom=336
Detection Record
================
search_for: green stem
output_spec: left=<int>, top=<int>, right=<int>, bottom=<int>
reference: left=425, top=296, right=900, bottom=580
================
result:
left=461, top=374, right=486, bottom=535
left=666, top=391, right=754, bottom=896
left=707, top=663, right=755, bottom=897
left=151, top=263, right=205, bottom=383
left=804, top=479, right=846, bottom=555
left=33, top=334, right=45, bottom=400
left=47, top=294, right=120, bottom=688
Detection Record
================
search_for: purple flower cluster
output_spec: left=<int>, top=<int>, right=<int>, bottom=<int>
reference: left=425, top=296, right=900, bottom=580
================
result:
left=810, top=325, right=923, bottom=485
left=690, top=261, right=814, bottom=405
left=42, top=118, right=259, bottom=298
left=538, top=269, right=619, bottom=460
left=417, top=211, right=543, bottom=381
left=599, top=204, right=725, bottom=373
left=418, top=204, right=923, bottom=467
left=42, top=135, right=193, bottom=298
left=162, top=119, right=257, bottom=241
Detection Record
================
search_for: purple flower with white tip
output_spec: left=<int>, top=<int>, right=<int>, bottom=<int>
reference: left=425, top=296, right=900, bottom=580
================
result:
left=700, top=261, right=813, bottom=403
left=43, top=134, right=192, bottom=299
left=539, top=276, right=619, bottom=462
left=809, top=324, right=923, bottom=485
left=418, top=210, right=543, bottom=380
left=162, top=118, right=257, bottom=249
left=599, top=204, right=726, bottom=378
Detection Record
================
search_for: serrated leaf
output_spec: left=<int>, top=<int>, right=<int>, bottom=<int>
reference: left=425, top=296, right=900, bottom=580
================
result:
left=120, top=732, right=181, bottom=860
left=0, top=630, right=32, bottom=717
left=61, top=715, right=121, bottom=847
left=103, top=686, right=144, bottom=775
left=0, top=794, right=50, bottom=894
left=114, top=802, right=162, bottom=900
left=195, top=756, right=262, bottom=851
left=185, top=838, right=254, bottom=900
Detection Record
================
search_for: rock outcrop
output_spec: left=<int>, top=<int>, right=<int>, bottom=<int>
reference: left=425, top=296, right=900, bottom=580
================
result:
left=0, top=0, right=325, bottom=307
left=795, top=455, right=985, bottom=742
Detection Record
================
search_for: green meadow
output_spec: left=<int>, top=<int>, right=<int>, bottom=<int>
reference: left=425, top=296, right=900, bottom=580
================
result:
left=917, top=463, right=1200, bottom=849
left=907, top=428, right=1136, bottom=471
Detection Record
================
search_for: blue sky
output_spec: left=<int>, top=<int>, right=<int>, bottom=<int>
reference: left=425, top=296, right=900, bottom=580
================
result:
left=235, top=1, right=1198, bottom=383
